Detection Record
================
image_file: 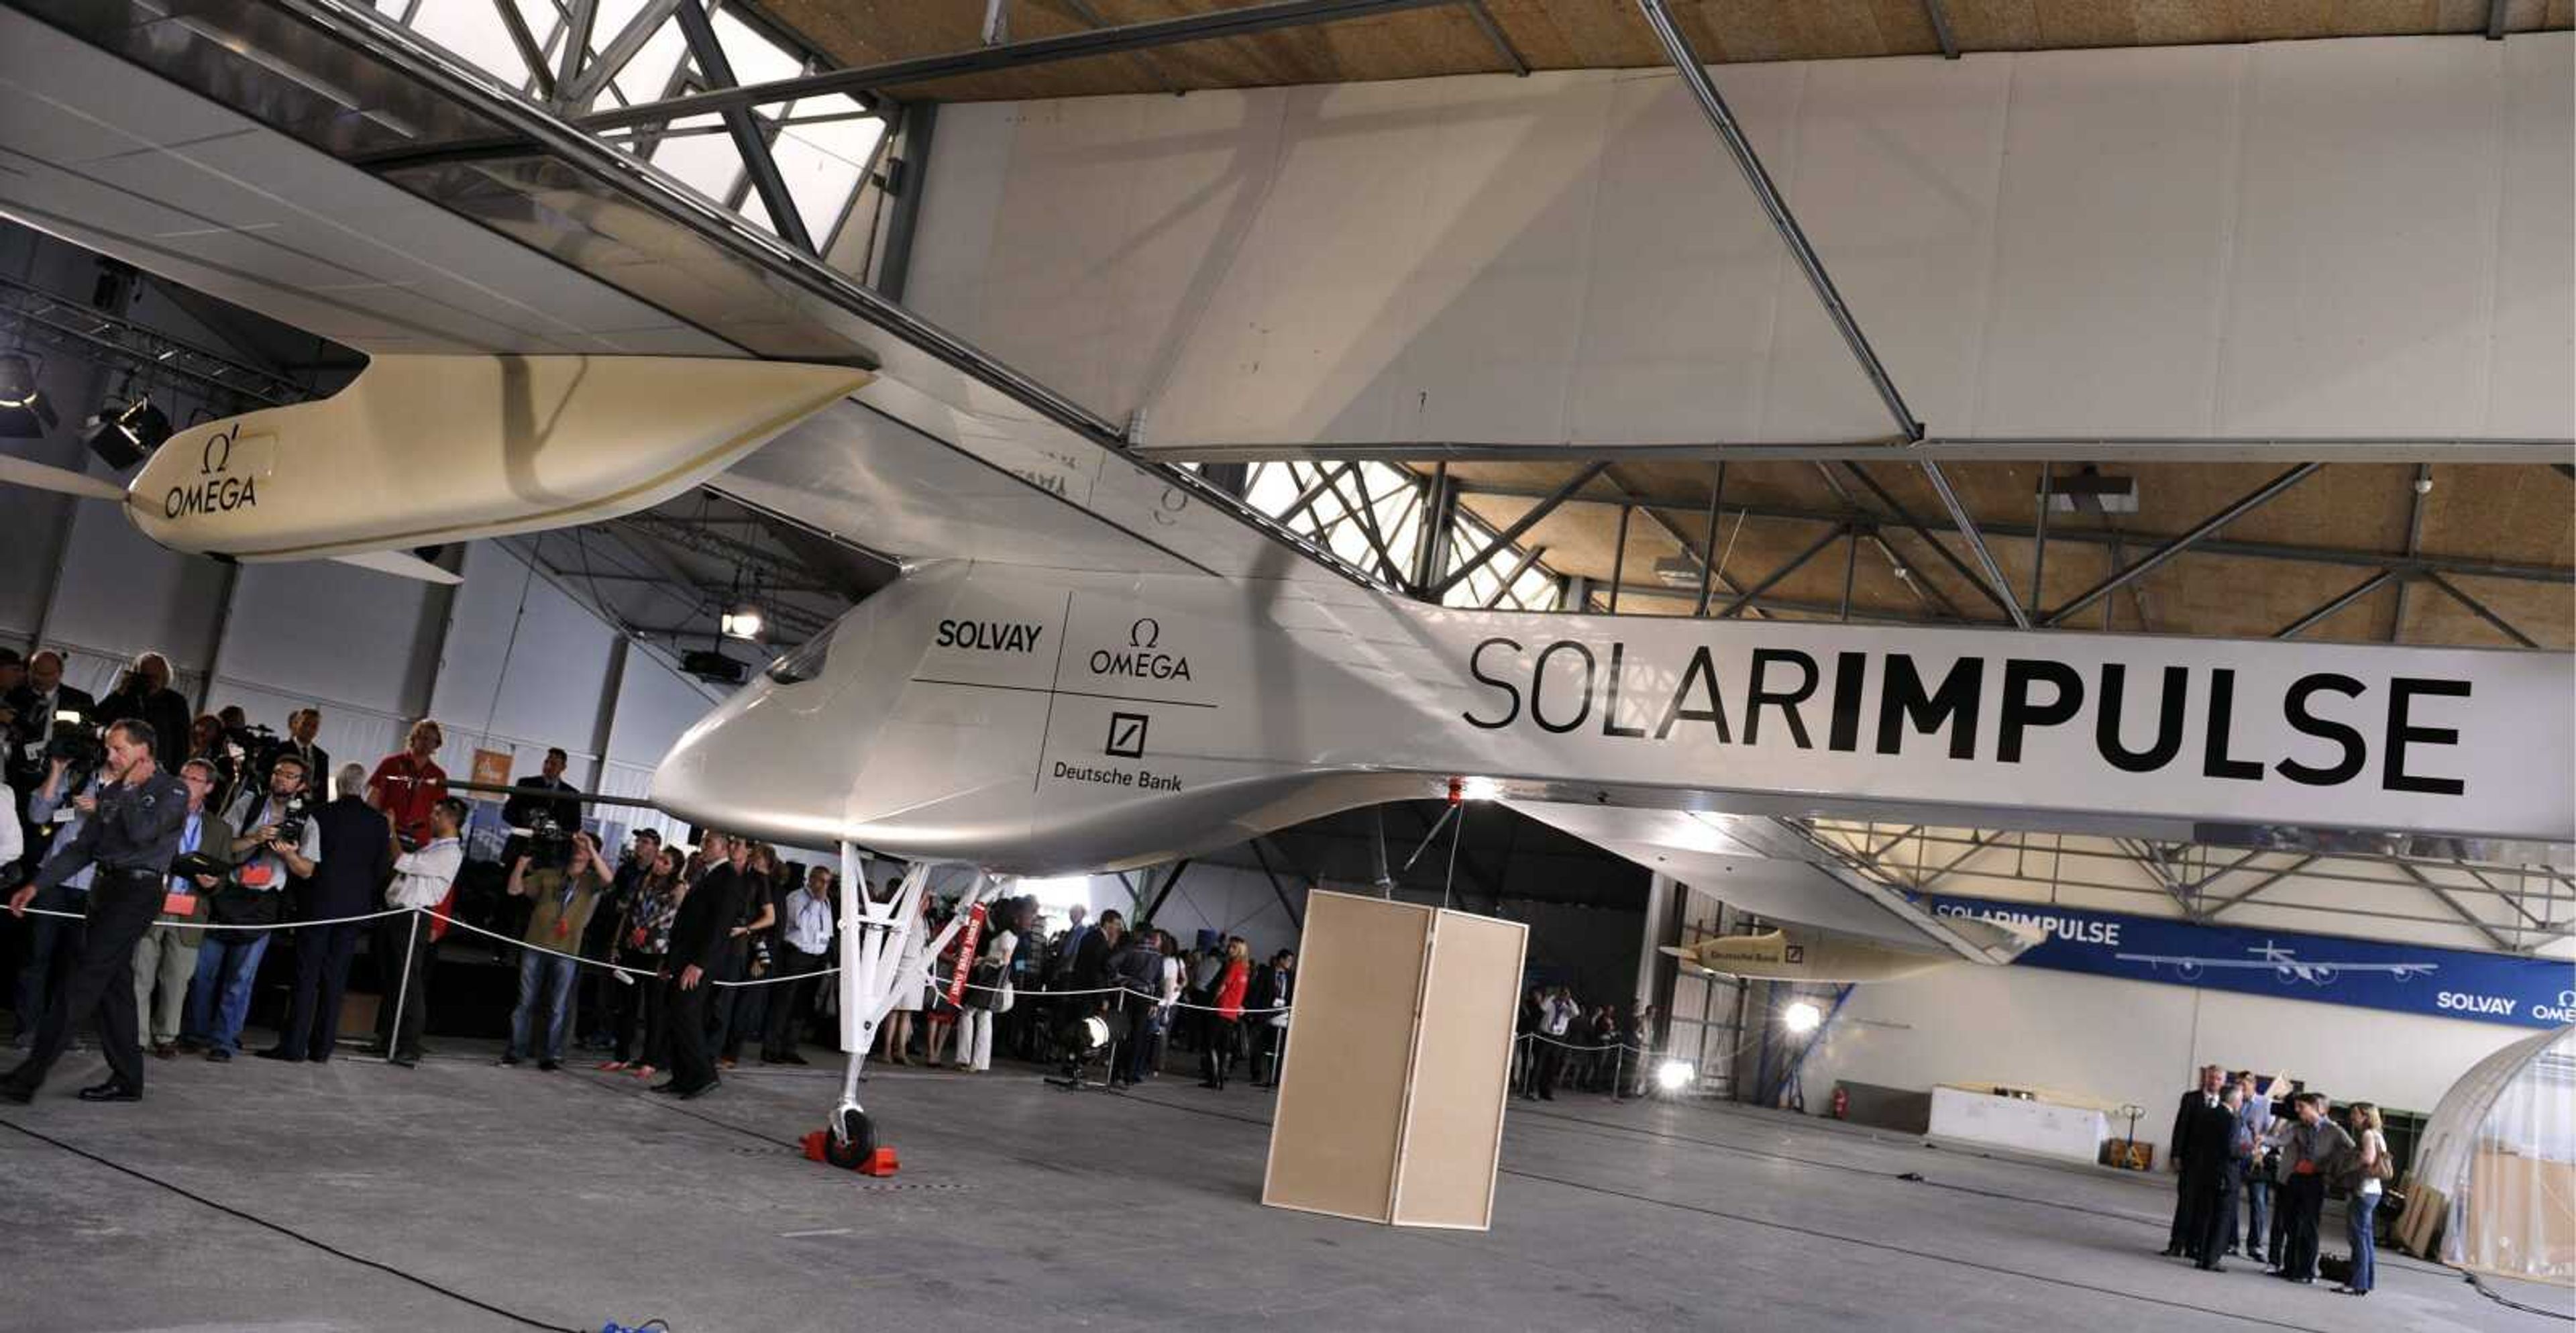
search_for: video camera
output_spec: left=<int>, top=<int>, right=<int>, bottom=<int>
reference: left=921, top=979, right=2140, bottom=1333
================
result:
left=44, top=709, right=104, bottom=786
left=521, top=808, right=575, bottom=873
left=221, top=721, right=280, bottom=774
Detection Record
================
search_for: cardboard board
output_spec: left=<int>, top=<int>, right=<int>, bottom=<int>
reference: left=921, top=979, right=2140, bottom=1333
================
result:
left=1263, top=890, right=1529, bottom=1231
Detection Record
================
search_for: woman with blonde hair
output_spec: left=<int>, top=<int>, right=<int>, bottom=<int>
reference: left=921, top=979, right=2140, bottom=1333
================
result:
left=2336, top=1102, right=2390, bottom=1297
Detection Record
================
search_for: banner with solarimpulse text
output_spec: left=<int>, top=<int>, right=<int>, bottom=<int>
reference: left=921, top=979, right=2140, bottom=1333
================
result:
left=1924, top=893, right=2575, bottom=1030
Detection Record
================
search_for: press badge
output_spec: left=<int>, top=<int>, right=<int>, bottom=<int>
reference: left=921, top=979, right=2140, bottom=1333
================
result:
left=163, top=891, right=197, bottom=916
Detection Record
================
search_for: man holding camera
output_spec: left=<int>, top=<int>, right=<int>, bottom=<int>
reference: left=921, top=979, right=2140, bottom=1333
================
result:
left=502, top=828, right=609, bottom=1071
left=374, top=798, right=467, bottom=1067
left=189, top=753, right=321, bottom=1060
left=262, top=764, right=393, bottom=1064
left=95, top=651, right=191, bottom=771
left=131, top=759, right=233, bottom=1059
left=2, top=719, right=189, bottom=1104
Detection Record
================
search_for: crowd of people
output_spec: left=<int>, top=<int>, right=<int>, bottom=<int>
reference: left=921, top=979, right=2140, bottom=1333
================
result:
left=0, top=646, right=1342, bottom=1106
left=1514, top=983, right=1654, bottom=1101
left=2161, top=1064, right=2394, bottom=1298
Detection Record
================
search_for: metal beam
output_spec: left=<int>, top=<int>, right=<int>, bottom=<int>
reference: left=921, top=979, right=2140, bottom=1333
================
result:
left=1480, top=545, right=1549, bottom=610
left=493, top=0, right=557, bottom=101
left=2273, top=570, right=2395, bottom=639
left=672, top=0, right=817, bottom=254
left=1922, top=461, right=2031, bottom=629
left=1921, top=0, right=1962, bottom=58
left=555, top=0, right=598, bottom=99
left=2044, top=462, right=2323, bottom=626
left=1136, top=858, right=1192, bottom=927
left=2390, top=464, right=2430, bottom=641
left=2487, top=0, right=2511, bottom=39
left=1133, top=435, right=2573, bottom=465
left=561, top=0, right=686, bottom=110
left=580, top=0, right=1459, bottom=132
left=1428, top=461, right=1609, bottom=599
left=1693, top=462, right=1727, bottom=617
left=1442, top=477, right=2575, bottom=585
left=1841, top=463, right=2019, bottom=621
left=2422, top=572, right=2540, bottom=647
left=1606, top=504, right=1633, bottom=612
left=1246, top=839, right=1305, bottom=931
left=1058, top=0, right=1185, bottom=95
left=2198, top=855, right=2320, bottom=922
left=1636, top=0, right=1922, bottom=443
left=1718, top=524, right=1847, bottom=619
left=1319, top=463, right=1409, bottom=588
left=1462, top=0, right=1531, bottom=74
left=2399, top=863, right=2518, bottom=951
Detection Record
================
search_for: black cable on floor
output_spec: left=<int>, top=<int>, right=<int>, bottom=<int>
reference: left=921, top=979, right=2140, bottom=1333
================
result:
left=0, top=1116, right=584, bottom=1332
left=2467, top=1268, right=2575, bottom=1321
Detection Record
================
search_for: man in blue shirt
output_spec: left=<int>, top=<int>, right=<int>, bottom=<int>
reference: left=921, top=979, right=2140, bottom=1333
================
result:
left=130, top=759, right=232, bottom=1058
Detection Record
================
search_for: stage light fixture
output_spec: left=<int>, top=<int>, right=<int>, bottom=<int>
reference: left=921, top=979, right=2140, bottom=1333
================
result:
left=0, top=353, right=56, bottom=439
left=1781, top=1000, right=1824, bottom=1034
left=720, top=604, right=765, bottom=640
left=83, top=393, right=170, bottom=470
left=1655, top=1059, right=1695, bottom=1091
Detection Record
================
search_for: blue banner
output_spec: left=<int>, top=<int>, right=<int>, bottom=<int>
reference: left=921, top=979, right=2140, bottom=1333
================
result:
left=1924, top=893, right=2576, bottom=1030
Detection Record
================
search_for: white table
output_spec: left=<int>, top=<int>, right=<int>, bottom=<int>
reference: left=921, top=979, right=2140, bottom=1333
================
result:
left=1928, top=1085, right=2111, bottom=1164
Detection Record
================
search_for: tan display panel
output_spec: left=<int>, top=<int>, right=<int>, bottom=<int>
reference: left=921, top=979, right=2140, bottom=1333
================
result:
left=1392, top=909, right=1527, bottom=1230
left=1263, top=890, right=1528, bottom=1230
left=1260, top=893, right=1433, bottom=1223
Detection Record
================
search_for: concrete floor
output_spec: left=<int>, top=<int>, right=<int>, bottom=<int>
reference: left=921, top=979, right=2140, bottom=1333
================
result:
left=0, top=1034, right=2557, bottom=1332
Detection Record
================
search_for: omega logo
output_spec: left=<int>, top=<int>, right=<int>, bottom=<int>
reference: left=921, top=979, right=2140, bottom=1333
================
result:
left=166, top=425, right=258, bottom=521
left=1091, top=617, right=1189, bottom=682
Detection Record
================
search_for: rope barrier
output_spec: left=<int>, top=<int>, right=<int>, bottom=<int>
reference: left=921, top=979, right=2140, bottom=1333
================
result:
left=1519, top=1032, right=1653, bottom=1055
left=13, top=902, right=1290, bottom=1010
left=18, top=904, right=408, bottom=932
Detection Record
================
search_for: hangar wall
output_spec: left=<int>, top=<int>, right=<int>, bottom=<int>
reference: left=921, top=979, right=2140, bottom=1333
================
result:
left=7, top=490, right=723, bottom=835
left=906, top=33, right=2573, bottom=448
left=1792, top=948, right=2540, bottom=1137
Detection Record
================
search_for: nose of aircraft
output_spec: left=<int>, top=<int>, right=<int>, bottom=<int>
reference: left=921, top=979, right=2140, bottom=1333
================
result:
left=649, top=631, right=859, bottom=848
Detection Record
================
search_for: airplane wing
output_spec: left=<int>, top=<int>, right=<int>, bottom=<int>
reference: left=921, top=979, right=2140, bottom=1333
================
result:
left=0, top=3, right=2281, bottom=967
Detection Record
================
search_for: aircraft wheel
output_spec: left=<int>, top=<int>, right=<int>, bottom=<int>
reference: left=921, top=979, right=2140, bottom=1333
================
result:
left=824, top=1107, right=875, bottom=1168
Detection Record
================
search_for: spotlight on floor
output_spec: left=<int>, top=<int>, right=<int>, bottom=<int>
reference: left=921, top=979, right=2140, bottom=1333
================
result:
left=1655, top=1059, right=1695, bottom=1091
left=720, top=604, right=764, bottom=640
left=83, top=393, right=170, bottom=470
left=1781, top=1000, right=1824, bottom=1034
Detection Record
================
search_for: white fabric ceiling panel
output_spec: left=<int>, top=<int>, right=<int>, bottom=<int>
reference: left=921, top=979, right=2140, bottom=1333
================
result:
left=2218, top=38, right=2506, bottom=437
left=2488, top=34, right=2576, bottom=437
left=1973, top=45, right=2245, bottom=437
left=912, top=34, right=2572, bottom=451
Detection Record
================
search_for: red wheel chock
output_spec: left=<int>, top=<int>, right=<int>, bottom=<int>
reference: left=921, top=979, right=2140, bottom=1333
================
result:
left=802, top=1129, right=899, bottom=1176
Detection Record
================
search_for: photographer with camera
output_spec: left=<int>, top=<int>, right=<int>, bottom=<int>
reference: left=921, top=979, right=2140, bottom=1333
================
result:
left=187, top=753, right=321, bottom=1061
left=501, top=825, right=608, bottom=1071
left=374, top=798, right=467, bottom=1067
left=131, top=759, right=233, bottom=1059
left=262, top=764, right=394, bottom=1064
left=95, top=651, right=191, bottom=771
left=1, top=719, right=190, bottom=1105
left=13, top=721, right=111, bottom=1048
left=6, top=649, right=97, bottom=786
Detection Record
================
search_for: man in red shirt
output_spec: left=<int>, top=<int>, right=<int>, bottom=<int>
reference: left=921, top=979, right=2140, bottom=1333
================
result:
left=366, top=719, right=451, bottom=935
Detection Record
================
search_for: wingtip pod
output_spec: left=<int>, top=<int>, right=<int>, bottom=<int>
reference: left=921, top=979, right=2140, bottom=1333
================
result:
left=128, top=355, right=869, bottom=562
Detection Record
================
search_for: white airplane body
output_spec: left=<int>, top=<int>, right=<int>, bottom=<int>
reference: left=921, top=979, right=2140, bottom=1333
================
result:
left=3, top=1, right=2569, bottom=1157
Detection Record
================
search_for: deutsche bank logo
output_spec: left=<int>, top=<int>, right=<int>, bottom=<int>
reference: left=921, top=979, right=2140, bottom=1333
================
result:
left=1105, top=712, right=1148, bottom=759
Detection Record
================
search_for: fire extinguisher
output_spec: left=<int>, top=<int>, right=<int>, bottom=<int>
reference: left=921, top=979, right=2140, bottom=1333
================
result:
left=1830, top=1085, right=1849, bottom=1120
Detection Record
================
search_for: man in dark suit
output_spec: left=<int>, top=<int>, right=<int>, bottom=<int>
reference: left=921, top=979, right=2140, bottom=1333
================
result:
left=261, top=765, right=393, bottom=1063
left=2163, top=1064, right=2228, bottom=1256
left=262, top=708, right=329, bottom=800
left=6, top=649, right=97, bottom=816
left=92, top=652, right=191, bottom=771
left=655, top=831, right=749, bottom=1100
left=2184, top=1082, right=2249, bottom=1270
left=500, top=747, right=583, bottom=836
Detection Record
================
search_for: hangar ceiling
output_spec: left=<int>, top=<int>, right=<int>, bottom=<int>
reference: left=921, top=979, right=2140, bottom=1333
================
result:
left=757, top=0, right=2576, bottom=101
